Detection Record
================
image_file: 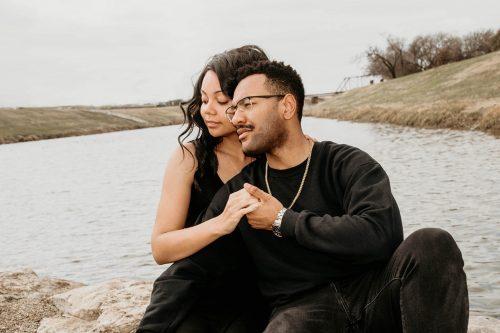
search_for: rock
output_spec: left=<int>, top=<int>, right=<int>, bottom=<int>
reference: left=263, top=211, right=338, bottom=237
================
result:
left=0, top=268, right=84, bottom=333
left=1, top=268, right=499, bottom=332
left=38, top=278, right=152, bottom=333
left=36, top=317, right=96, bottom=333
left=469, top=316, right=500, bottom=333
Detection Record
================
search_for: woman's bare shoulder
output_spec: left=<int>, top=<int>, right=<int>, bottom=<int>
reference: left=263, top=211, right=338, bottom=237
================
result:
left=166, top=141, right=198, bottom=179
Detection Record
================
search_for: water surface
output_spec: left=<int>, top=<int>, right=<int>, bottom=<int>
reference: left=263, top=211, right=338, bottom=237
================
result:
left=1, top=118, right=498, bottom=317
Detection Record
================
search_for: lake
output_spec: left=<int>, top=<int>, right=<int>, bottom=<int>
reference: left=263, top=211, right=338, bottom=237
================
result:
left=1, top=117, right=498, bottom=318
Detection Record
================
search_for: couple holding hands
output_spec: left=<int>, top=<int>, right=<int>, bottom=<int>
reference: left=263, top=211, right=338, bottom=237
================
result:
left=136, top=45, right=468, bottom=332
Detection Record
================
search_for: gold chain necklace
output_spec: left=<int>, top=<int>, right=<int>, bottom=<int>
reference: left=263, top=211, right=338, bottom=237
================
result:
left=265, top=139, right=313, bottom=209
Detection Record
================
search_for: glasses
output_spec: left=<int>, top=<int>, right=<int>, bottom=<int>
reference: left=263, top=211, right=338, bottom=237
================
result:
left=225, top=95, right=285, bottom=121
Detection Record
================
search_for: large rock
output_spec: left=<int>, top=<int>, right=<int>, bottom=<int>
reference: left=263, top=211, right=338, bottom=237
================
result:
left=38, top=278, right=152, bottom=333
left=1, top=269, right=499, bottom=332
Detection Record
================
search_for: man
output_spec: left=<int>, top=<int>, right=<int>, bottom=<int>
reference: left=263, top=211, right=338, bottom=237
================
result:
left=138, top=60, right=469, bottom=332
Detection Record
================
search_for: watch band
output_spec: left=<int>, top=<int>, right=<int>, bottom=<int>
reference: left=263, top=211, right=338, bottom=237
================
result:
left=272, top=208, right=287, bottom=238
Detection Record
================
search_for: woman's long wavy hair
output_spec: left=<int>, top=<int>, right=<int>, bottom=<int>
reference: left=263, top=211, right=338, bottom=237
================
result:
left=178, top=45, right=269, bottom=190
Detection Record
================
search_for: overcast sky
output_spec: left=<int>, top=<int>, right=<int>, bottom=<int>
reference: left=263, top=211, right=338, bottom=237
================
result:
left=0, top=0, right=498, bottom=107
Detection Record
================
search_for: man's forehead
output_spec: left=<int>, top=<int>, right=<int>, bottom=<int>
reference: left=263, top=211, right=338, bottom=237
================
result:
left=233, top=74, right=268, bottom=101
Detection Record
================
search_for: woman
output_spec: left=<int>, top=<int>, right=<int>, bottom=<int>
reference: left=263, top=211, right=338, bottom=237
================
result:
left=138, top=45, right=271, bottom=333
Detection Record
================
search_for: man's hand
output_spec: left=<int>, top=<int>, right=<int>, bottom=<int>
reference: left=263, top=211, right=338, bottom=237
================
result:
left=243, top=183, right=284, bottom=230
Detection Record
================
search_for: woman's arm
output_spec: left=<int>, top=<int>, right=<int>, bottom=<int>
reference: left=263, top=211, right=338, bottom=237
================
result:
left=150, top=143, right=260, bottom=265
left=151, top=143, right=219, bottom=264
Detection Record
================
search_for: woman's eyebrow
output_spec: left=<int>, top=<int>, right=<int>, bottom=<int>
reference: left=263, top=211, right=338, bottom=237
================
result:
left=200, top=89, right=223, bottom=95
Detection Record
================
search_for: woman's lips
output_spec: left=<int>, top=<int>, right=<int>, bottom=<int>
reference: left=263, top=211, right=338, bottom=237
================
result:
left=206, top=121, right=221, bottom=128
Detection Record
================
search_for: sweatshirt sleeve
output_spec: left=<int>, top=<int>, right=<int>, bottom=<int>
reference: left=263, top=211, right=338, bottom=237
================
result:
left=280, top=159, right=404, bottom=265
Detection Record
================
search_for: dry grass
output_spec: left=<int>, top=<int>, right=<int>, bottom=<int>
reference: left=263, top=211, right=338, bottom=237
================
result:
left=305, top=51, right=500, bottom=137
left=0, top=105, right=184, bottom=144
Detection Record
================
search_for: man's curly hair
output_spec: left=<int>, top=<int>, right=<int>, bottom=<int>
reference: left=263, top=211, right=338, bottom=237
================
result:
left=228, top=60, right=305, bottom=121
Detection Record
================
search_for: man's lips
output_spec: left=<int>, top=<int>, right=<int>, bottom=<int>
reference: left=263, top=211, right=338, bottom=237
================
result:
left=237, top=128, right=252, bottom=140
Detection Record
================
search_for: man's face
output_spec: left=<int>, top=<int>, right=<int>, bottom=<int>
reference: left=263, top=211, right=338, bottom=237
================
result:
left=230, top=74, right=287, bottom=156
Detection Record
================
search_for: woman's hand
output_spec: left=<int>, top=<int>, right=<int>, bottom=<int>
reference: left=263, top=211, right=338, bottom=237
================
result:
left=216, top=188, right=261, bottom=235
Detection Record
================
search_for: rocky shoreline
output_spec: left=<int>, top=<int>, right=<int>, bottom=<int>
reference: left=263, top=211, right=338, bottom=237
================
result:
left=0, top=268, right=498, bottom=332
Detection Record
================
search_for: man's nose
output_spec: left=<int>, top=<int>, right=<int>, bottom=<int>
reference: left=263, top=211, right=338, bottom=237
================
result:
left=230, top=108, right=246, bottom=126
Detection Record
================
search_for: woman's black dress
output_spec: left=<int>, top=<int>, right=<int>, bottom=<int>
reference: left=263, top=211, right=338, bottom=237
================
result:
left=136, top=154, right=269, bottom=333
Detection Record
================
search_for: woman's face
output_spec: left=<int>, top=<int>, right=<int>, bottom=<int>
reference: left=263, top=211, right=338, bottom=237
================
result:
left=200, top=70, right=236, bottom=138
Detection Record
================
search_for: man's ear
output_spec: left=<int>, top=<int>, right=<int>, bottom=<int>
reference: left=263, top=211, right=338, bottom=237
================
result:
left=281, top=93, right=297, bottom=120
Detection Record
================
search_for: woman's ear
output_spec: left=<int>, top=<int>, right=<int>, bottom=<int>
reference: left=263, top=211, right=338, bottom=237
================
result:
left=281, top=94, right=297, bottom=120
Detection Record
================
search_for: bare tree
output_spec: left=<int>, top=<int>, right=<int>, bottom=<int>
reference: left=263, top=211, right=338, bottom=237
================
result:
left=365, top=36, right=417, bottom=79
left=365, top=27, right=499, bottom=79
left=462, top=29, right=495, bottom=58
left=408, top=35, right=437, bottom=70
left=434, top=33, right=464, bottom=66
left=492, top=29, right=500, bottom=51
left=407, top=33, right=463, bottom=70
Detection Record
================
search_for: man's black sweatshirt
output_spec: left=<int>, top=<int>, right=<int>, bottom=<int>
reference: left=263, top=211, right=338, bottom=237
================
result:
left=136, top=141, right=404, bottom=332
left=200, top=140, right=404, bottom=308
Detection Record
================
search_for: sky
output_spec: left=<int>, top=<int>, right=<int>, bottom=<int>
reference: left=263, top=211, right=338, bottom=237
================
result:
left=0, top=0, right=499, bottom=107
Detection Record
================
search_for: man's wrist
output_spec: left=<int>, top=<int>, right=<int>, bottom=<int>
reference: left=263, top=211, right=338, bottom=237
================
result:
left=271, top=207, right=287, bottom=237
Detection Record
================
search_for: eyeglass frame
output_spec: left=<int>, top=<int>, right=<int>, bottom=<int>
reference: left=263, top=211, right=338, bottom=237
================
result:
left=225, top=94, right=286, bottom=121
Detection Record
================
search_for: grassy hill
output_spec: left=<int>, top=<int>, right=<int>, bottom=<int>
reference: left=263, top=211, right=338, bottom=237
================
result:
left=0, top=105, right=184, bottom=144
left=305, top=50, right=500, bottom=137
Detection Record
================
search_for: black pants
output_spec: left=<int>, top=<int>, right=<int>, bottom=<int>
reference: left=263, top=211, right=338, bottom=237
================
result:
left=175, top=302, right=265, bottom=333
left=263, top=228, right=469, bottom=332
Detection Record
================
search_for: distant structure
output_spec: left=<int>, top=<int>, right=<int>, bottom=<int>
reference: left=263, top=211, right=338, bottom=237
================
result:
left=335, top=74, right=383, bottom=93
left=302, top=74, right=385, bottom=105
left=304, top=92, right=340, bottom=105
left=157, top=99, right=182, bottom=107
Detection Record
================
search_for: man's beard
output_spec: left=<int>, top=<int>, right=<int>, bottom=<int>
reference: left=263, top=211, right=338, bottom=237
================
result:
left=242, top=112, right=288, bottom=157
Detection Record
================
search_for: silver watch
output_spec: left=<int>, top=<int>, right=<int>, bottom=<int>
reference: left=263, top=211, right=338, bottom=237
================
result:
left=272, top=208, right=287, bottom=238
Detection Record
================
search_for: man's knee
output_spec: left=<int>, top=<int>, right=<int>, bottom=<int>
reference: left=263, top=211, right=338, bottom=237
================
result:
left=263, top=308, right=310, bottom=333
left=404, top=228, right=464, bottom=268
left=263, top=310, right=291, bottom=332
left=263, top=302, right=345, bottom=332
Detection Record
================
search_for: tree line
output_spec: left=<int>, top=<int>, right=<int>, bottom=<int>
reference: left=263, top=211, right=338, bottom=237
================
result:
left=365, top=28, right=500, bottom=79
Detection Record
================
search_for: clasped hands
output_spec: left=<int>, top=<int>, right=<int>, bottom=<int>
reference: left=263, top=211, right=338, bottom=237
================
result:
left=218, top=183, right=284, bottom=235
